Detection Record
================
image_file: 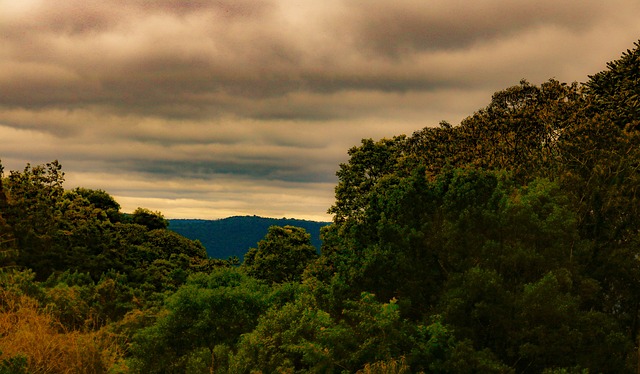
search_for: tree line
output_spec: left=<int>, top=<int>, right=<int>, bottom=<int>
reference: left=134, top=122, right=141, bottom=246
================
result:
left=1, top=40, right=640, bottom=373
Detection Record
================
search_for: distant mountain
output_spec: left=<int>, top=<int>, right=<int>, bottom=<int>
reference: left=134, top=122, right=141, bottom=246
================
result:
left=168, top=215, right=331, bottom=261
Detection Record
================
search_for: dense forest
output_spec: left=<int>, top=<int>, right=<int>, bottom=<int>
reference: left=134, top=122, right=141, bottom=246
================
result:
left=1, top=40, right=640, bottom=373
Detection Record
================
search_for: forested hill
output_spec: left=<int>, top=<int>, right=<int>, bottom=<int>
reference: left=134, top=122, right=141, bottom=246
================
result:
left=168, top=216, right=330, bottom=260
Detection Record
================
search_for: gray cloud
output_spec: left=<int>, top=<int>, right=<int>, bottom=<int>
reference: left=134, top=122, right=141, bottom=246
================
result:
left=3, top=0, right=636, bottom=115
left=1, top=0, right=640, bottom=220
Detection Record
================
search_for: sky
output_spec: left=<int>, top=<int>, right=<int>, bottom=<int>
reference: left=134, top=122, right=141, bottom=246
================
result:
left=1, top=1, right=639, bottom=221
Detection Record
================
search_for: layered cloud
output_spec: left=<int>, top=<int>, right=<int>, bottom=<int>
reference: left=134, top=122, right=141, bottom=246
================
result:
left=1, top=0, right=639, bottom=220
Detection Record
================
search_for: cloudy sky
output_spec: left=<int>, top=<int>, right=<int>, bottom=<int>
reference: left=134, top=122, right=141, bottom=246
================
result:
left=1, top=0, right=639, bottom=221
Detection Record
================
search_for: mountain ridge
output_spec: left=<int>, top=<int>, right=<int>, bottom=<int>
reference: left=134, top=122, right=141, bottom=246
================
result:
left=168, top=215, right=331, bottom=260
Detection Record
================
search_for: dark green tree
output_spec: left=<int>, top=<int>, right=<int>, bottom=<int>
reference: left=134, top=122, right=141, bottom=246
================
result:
left=329, top=136, right=407, bottom=226
left=70, top=187, right=122, bottom=223
left=130, top=207, right=168, bottom=230
left=243, top=225, right=318, bottom=284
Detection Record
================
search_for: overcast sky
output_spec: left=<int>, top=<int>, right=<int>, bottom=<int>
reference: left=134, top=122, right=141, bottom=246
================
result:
left=1, top=0, right=639, bottom=221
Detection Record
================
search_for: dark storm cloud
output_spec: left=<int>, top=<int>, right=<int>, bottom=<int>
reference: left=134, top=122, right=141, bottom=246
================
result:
left=1, top=0, right=639, bottom=219
left=340, top=1, right=608, bottom=57
left=127, top=158, right=331, bottom=183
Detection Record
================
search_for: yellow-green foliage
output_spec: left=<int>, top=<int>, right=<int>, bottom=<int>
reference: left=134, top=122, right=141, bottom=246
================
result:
left=0, top=290, right=127, bottom=373
left=357, top=357, right=412, bottom=374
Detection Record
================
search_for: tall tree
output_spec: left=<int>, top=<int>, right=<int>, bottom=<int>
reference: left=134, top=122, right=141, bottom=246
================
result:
left=3, top=161, right=65, bottom=278
left=0, top=162, right=17, bottom=268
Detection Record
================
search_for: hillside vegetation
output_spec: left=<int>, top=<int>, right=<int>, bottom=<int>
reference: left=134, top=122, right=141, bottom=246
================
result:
left=1, top=40, right=640, bottom=373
